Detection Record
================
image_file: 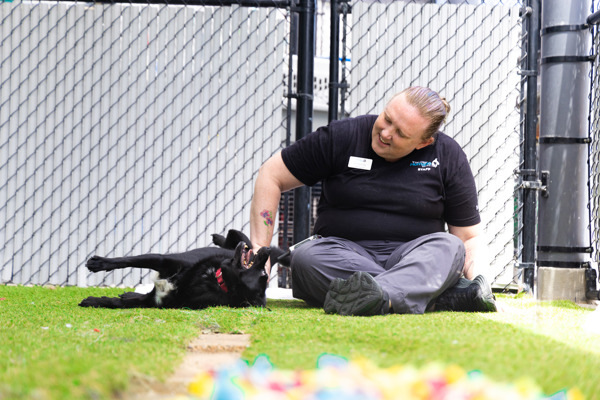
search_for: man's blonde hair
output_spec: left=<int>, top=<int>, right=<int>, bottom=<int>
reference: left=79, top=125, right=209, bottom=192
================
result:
left=394, top=87, right=450, bottom=140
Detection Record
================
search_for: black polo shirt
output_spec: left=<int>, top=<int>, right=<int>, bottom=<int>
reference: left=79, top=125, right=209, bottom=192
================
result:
left=281, top=115, right=480, bottom=242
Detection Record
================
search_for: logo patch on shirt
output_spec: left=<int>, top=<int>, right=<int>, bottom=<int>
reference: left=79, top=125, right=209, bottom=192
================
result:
left=410, top=158, right=439, bottom=171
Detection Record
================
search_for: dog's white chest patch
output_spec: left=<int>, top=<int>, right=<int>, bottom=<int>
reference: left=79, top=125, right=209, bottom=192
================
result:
left=154, top=277, right=176, bottom=305
left=204, top=267, right=216, bottom=280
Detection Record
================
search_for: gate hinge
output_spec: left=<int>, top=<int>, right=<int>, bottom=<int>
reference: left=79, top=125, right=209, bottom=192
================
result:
left=518, top=170, right=549, bottom=197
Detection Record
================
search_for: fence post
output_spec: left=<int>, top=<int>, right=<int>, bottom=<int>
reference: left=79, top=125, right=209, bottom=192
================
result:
left=520, top=0, right=541, bottom=292
left=328, top=0, right=339, bottom=123
left=536, top=0, right=593, bottom=301
left=293, top=0, right=315, bottom=243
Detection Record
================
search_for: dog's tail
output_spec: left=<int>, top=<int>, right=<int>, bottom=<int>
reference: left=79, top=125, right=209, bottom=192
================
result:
left=272, top=247, right=290, bottom=267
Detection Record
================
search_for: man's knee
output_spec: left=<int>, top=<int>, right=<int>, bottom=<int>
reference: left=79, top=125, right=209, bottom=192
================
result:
left=289, top=240, right=318, bottom=273
left=430, top=232, right=465, bottom=253
left=289, top=240, right=329, bottom=307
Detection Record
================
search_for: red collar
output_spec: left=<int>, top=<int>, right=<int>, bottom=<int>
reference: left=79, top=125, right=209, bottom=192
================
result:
left=216, top=268, right=228, bottom=293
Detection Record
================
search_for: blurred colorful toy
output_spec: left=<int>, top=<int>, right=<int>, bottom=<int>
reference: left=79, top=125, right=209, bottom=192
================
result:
left=186, top=354, right=584, bottom=400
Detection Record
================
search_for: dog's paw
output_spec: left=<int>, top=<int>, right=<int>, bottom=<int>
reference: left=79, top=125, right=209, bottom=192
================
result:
left=79, top=297, right=98, bottom=307
left=86, top=256, right=106, bottom=272
left=212, top=234, right=227, bottom=248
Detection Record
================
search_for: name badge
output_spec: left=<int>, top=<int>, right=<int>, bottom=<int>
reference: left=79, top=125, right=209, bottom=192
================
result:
left=348, top=156, right=372, bottom=170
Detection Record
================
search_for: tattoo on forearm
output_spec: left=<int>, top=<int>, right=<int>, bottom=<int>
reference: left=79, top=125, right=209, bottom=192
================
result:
left=260, top=210, right=274, bottom=227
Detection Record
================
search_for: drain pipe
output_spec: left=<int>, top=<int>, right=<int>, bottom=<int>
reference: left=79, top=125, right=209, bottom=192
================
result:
left=536, top=0, right=593, bottom=301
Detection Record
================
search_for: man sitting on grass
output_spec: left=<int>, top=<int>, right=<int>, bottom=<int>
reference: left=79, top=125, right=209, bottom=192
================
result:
left=249, top=86, right=497, bottom=316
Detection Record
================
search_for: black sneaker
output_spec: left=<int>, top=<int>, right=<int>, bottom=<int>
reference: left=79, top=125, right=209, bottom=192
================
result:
left=324, top=271, right=390, bottom=316
left=434, top=275, right=497, bottom=312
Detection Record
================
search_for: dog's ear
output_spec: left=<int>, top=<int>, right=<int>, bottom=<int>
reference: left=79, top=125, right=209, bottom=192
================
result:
left=212, top=230, right=251, bottom=250
left=225, top=230, right=251, bottom=249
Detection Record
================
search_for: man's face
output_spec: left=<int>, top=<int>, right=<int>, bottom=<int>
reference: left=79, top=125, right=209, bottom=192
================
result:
left=371, top=93, right=434, bottom=162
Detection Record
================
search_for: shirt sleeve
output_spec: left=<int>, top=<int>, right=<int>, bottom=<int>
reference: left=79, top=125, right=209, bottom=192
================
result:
left=442, top=146, right=481, bottom=227
left=281, top=125, right=334, bottom=186
left=281, top=116, right=374, bottom=186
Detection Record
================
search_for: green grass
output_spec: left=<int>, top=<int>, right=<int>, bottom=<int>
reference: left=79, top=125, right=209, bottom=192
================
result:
left=1, top=285, right=600, bottom=399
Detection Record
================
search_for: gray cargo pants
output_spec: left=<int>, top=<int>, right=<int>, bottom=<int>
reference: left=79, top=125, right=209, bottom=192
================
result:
left=290, top=232, right=465, bottom=314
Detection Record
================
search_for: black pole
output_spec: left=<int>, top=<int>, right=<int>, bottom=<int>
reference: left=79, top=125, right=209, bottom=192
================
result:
left=328, top=0, right=340, bottom=123
left=522, top=0, right=541, bottom=290
left=293, top=0, right=315, bottom=243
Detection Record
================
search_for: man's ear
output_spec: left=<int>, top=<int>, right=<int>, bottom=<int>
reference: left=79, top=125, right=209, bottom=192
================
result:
left=416, top=136, right=435, bottom=150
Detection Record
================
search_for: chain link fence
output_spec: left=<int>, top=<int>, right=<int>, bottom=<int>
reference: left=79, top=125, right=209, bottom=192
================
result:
left=3, top=0, right=598, bottom=291
left=1, top=0, right=289, bottom=286
left=590, top=3, right=600, bottom=277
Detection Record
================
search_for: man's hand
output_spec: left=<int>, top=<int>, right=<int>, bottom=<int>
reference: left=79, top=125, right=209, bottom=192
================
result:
left=448, top=223, right=487, bottom=279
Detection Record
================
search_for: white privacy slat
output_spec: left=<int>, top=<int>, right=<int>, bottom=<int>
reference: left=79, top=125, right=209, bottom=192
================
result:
left=137, top=5, right=154, bottom=261
left=147, top=5, right=164, bottom=256
left=10, top=1, right=26, bottom=284
left=0, top=0, right=12, bottom=281
left=63, top=2, right=85, bottom=286
left=235, top=10, right=251, bottom=234
left=216, top=7, right=231, bottom=238
left=203, top=6, right=223, bottom=241
left=135, top=4, right=156, bottom=285
left=155, top=5, right=171, bottom=254
left=114, top=3, right=134, bottom=285
left=120, top=4, right=135, bottom=269
left=85, top=3, right=107, bottom=287
left=37, top=3, right=58, bottom=285
left=47, top=2, right=65, bottom=285
left=184, top=7, right=201, bottom=246
left=76, top=3, right=98, bottom=287
left=181, top=7, right=199, bottom=249
left=116, top=5, right=132, bottom=263
left=95, top=3, right=110, bottom=263
left=29, top=2, right=48, bottom=285
left=168, top=7, right=187, bottom=250
left=14, top=3, right=31, bottom=284
left=103, top=3, right=122, bottom=285
left=195, top=6, right=210, bottom=243
left=223, top=6, right=241, bottom=229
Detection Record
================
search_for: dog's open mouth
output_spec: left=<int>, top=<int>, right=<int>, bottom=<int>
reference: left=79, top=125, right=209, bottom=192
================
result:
left=241, top=244, right=254, bottom=269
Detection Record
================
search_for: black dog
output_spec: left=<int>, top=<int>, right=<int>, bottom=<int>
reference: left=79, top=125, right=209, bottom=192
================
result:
left=79, top=230, right=279, bottom=309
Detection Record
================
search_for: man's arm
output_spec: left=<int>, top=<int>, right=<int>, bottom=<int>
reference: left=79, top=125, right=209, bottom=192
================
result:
left=447, top=223, right=487, bottom=280
left=250, top=151, right=304, bottom=275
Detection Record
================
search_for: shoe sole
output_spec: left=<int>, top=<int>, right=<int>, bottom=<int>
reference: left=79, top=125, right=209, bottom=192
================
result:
left=323, top=272, right=384, bottom=316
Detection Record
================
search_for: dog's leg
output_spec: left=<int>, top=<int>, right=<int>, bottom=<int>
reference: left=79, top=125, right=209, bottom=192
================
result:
left=86, top=254, right=181, bottom=277
left=79, top=292, right=154, bottom=308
